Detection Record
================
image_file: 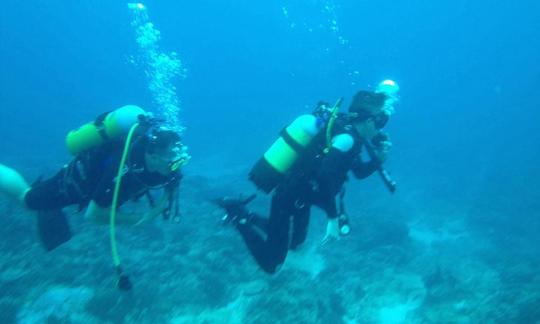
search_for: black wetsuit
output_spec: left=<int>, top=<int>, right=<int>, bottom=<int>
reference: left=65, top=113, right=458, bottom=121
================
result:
left=24, top=141, right=180, bottom=211
left=238, top=116, right=380, bottom=273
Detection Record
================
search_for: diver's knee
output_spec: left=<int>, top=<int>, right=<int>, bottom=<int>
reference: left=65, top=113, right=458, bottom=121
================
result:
left=262, top=262, right=283, bottom=275
left=290, top=241, right=305, bottom=251
left=290, top=234, right=307, bottom=250
left=262, top=252, right=287, bottom=274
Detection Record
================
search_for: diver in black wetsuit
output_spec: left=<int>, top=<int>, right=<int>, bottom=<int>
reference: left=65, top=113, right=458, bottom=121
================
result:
left=0, top=106, right=189, bottom=249
left=25, top=127, right=184, bottom=223
left=218, top=90, right=394, bottom=274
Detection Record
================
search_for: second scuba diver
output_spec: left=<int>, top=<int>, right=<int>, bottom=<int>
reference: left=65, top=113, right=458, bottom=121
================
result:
left=0, top=105, right=189, bottom=251
left=217, top=80, right=398, bottom=274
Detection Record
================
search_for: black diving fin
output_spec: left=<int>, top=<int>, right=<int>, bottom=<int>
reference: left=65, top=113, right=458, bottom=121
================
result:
left=213, top=194, right=256, bottom=225
left=36, top=209, right=72, bottom=251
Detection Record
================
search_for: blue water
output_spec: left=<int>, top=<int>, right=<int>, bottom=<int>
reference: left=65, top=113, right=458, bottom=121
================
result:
left=1, top=1, right=539, bottom=322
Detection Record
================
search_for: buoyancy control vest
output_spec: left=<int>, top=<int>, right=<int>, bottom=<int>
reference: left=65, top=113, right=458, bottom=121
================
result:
left=249, top=100, right=358, bottom=193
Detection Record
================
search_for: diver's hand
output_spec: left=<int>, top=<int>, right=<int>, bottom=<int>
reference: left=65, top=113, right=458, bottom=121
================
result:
left=371, top=132, right=392, bottom=163
left=373, top=140, right=392, bottom=163
left=322, top=218, right=340, bottom=245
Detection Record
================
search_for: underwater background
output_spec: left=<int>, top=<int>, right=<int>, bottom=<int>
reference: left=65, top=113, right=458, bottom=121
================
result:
left=1, top=0, right=539, bottom=323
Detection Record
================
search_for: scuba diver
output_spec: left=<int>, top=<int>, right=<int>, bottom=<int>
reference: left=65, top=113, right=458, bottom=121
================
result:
left=0, top=105, right=189, bottom=251
left=216, top=80, right=398, bottom=274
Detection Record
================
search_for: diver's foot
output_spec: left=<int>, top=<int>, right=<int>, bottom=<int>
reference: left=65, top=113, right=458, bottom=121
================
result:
left=219, top=199, right=250, bottom=226
left=214, top=194, right=256, bottom=226
left=218, top=195, right=257, bottom=226
left=221, top=211, right=249, bottom=226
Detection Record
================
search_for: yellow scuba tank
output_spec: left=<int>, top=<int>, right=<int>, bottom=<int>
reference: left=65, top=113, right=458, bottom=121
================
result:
left=249, top=114, right=319, bottom=193
left=65, top=105, right=146, bottom=155
left=249, top=98, right=343, bottom=193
